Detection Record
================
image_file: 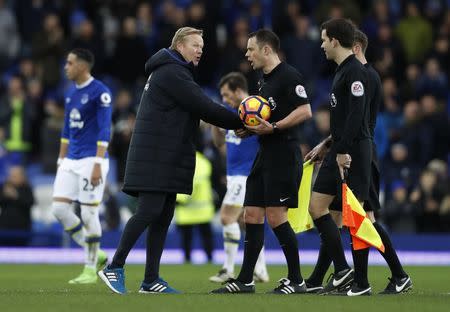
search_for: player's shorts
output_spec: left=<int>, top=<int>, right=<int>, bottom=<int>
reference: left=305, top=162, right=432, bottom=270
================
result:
left=313, top=138, right=371, bottom=203
left=222, top=175, right=247, bottom=207
left=53, top=157, right=109, bottom=205
left=244, top=141, right=302, bottom=208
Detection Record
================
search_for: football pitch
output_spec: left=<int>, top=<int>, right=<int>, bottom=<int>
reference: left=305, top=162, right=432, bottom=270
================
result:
left=0, top=264, right=449, bottom=312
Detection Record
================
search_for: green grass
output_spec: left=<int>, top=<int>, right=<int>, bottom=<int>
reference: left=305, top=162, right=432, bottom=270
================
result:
left=0, top=264, right=449, bottom=312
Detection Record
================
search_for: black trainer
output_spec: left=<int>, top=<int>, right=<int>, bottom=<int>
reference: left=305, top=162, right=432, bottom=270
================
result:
left=210, top=279, right=255, bottom=294
left=318, top=268, right=354, bottom=295
left=268, top=278, right=307, bottom=294
left=346, top=282, right=372, bottom=296
left=379, top=276, right=412, bottom=295
left=305, top=280, right=324, bottom=293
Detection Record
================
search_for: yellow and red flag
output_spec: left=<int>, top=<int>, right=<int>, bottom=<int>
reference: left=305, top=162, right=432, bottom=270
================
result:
left=288, top=160, right=314, bottom=233
left=342, top=182, right=384, bottom=252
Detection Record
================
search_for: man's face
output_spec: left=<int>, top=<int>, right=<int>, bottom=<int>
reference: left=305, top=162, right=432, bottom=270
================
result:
left=64, top=53, right=84, bottom=81
left=178, top=34, right=203, bottom=66
left=320, top=29, right=334, bottom=60
left=245, top=37, right=264, bottom=70
left=220, top=83, right=241, bottom=109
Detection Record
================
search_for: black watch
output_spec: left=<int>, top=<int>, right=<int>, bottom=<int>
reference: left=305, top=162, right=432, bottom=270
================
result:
left=271, top=122, right=280, bottom=134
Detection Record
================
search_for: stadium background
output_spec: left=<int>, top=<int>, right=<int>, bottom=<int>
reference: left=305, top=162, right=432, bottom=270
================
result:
left=0, top=0, right=449, bottom=267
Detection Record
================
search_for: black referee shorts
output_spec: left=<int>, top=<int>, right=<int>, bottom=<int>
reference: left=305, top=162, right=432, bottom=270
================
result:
left=313, top=138, right=372, bottom=204
left=244, top=141, right=302, bottom=208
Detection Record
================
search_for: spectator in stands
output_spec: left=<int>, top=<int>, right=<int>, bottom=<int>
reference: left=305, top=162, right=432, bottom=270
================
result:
left=380, top=96, right=403, bottom=143
left=136, top=2, right=156, bottom=55
left=303, top=103, right=330, bottom=152
left=399, top=63, right=420, bottom=102
left=428, top=36, right=449, bottom=78
left=382, top=180, right=415, bottom=232
left=381, top=142, right=419, bottom=200
left=371, top=23, right=405, bottom=80
left=31, top=13, right=66, bottom=89
left=416, top=58, right=448, bottom=101
left=111, top=89, right=136, bottom=184
left=0, top=0, right=20, bottom=71
left=395, top=2, right=433, bottom=63
left=0, top=76, right=35, bottom=164
left=70, top=19, right=106, bottom=74
left=112, top=16, right=148, bottom=86
left=419, top=95, right=449, bottom=162
left=399, top=99, right=430, bottom=167
left=0, top=166, right=34, bottom=246
left=282, top=15, right=320, bottom=89
left=411, top=169, right=445, bottom=232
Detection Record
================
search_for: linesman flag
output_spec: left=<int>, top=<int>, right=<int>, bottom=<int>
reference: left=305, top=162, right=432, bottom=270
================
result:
left=342, top=178, right=385, bottom=252
left=288, top=160, right=314, bottom=233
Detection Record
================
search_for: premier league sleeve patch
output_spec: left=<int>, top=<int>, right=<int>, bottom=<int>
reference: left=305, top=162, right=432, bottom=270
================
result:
left=100, top=92, right=112, bottom=107
left=351, top=81, right=364, bottom=97
left=295, top=84, right=308, bottom=98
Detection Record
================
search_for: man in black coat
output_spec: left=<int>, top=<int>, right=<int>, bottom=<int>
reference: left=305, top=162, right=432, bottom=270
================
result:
left=99, top=27, right=243, bottom=295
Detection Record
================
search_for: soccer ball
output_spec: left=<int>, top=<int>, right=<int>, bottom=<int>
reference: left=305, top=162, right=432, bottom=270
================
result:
left=238, top=95, right=271, bottom=126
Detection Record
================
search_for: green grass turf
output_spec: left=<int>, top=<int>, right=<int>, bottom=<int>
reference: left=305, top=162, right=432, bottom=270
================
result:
left=0, top=264, right=449, bottom=312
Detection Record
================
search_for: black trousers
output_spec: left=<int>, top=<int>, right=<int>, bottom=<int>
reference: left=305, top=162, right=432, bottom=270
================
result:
left=111, top=191, right=176, bottom=283
left=177, top=223, right=213, bottom=262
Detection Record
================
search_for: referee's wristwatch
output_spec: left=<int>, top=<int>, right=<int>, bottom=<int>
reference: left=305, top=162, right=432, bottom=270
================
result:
left=271, top=122, right=280, bottom=134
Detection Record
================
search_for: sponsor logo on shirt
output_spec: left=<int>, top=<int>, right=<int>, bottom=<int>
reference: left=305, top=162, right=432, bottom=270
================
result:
left=351, top=81, right=364, bottom=97
left=225, top=131, right=242, bottom=145
left=69, top=108, right=84, bottom=129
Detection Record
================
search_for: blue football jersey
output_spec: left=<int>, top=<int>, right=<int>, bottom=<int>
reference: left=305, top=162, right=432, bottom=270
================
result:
left=62, top=77, right=112, bottom=159
left=225, top=130, right=259, bottom=176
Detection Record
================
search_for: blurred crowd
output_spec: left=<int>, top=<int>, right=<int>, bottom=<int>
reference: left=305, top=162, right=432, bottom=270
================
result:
left=0, top=0, right=449, bottom=239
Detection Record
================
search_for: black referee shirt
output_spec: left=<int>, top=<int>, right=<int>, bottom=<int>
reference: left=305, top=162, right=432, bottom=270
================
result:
left=329, top=54, right=370, bottom=154
left=257, top=62, right=310, bottom=145
left=364, top=63, right=382, bottom=139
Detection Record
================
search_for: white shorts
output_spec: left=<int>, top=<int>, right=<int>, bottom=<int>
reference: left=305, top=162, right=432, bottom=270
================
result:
left=53, top=157, right=109, bottom=205
left=222, top=175, right=247, bottom=207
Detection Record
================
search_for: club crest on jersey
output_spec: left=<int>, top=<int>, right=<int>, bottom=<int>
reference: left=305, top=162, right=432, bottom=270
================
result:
left=351, top=81, right=364, bottom=97
left=295, top=85, right=307, bottom=98
left=330, top=93, right=337, bottom=107
left=268, top=97, right=277, bottom=110
left=81, top=93, right=89, bottom=104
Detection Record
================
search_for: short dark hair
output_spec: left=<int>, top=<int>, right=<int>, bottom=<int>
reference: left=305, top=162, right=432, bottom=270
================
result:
left=320, top=18, right=355, bottom=48
left=353, top=29, right=368, bottom=54
left=248, top=29, right=280, bottom=53
left=70, top=48, right=95, bottom=69
left=219, top=72, right=248, bottom=92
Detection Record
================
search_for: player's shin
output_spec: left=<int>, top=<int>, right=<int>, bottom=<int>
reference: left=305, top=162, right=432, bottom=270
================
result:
left=223, top=222, right=241, bottom=273
left=81, top=205, right=102, bottom=268
left=52, top=201, right=85, bottom=247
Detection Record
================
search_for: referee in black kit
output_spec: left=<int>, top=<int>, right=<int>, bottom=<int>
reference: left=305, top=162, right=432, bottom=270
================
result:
left=306, top=18, right=371, bottom=296
left=212, top=29, right=313, bottom=294
left=305, top=29, right=412, bottom=295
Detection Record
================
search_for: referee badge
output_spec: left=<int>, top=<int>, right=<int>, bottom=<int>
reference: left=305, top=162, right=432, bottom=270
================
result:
left=351, top=81, right=364, bottom=97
